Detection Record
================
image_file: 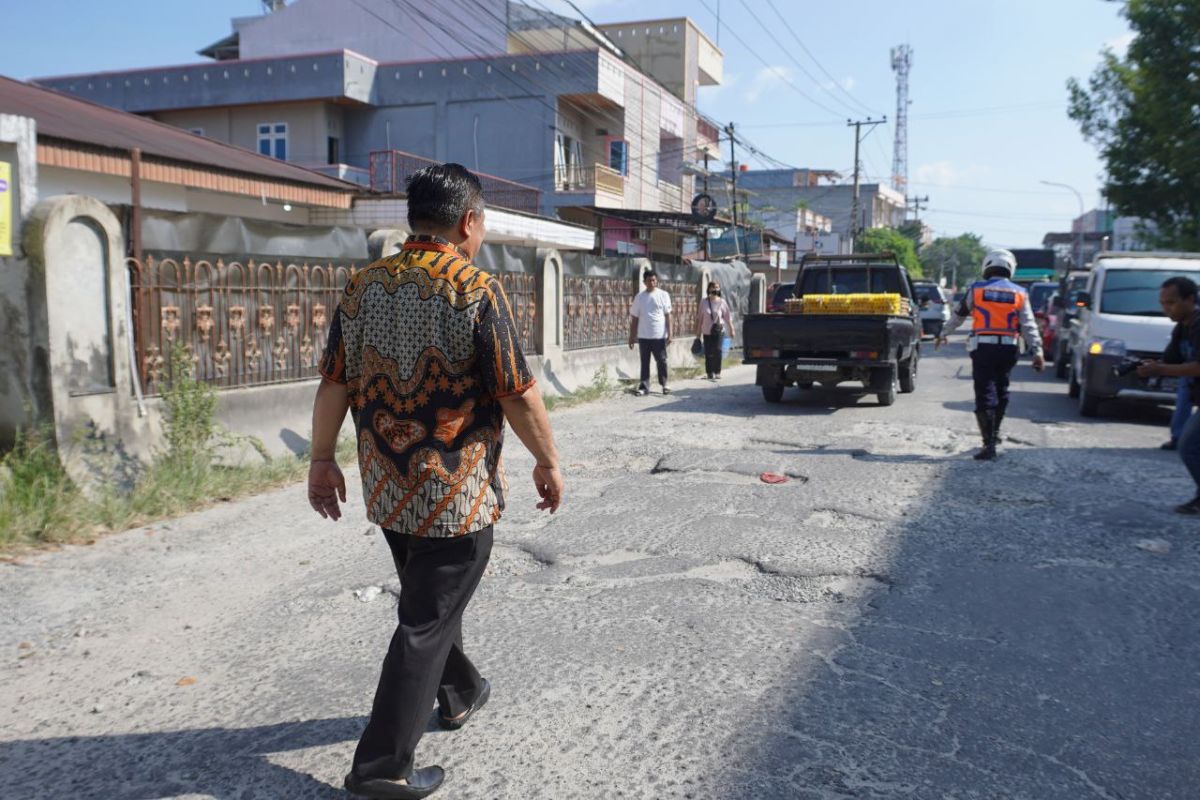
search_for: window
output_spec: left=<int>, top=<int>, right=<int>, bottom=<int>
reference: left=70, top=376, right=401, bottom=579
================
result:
left=188, top=127, right=205, bottom=137
left=327, top=136, right=340, bottom=165
left=1099, top=269, right=1179, bottom=317
left=554, top=132, right=585, bottom=189
left=257, top=122, right=288, bottom=160
left=608, top=138, right=628, bottom=176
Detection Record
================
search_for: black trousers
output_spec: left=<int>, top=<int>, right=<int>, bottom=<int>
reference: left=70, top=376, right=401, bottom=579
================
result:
left=352, top=527, right=493, bottom=779
left=970, top=343, right=1019, bottom=414
left=703, top=332, right=723, bottom=377
left=638, top=337, right=669, bottom=388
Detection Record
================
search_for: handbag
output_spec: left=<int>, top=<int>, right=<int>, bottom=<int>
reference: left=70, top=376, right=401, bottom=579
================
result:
left=691, top=337, right=704, bottom=356
left=708, top=298, right=726, bottom=340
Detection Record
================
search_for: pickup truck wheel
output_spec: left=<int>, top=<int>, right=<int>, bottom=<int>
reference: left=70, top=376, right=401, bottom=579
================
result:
left=876, top=372, right=898, bottom=406
left=762, top=385, right=785, bottom=403
left=898, top=357, right=917, bottom=393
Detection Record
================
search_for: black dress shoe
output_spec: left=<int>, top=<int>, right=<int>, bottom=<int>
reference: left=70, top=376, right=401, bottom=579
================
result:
left=344, top=766, right=445, bottom=799
left=1173, top=497, right=1200, bottom=515
left=439, top=678, right=490, bottom=730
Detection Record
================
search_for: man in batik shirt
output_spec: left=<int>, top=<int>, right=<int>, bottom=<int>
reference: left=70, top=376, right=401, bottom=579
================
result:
left=308, top=163, right=563, bottom=799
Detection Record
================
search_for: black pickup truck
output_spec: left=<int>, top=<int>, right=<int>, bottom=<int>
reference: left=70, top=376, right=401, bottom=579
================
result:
left=743, top=253, right=922, bottom=406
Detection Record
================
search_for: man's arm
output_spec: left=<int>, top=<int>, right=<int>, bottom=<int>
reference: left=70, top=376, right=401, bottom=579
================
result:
left=628, top=317, right=639, bottom=349
left=499, top=385, right=563, bottom=513
left=308, top=377, right=349, bottom=520
left=664, top=311, right=672, bottom=343
left=1142, top=362, right=1200, bottom=378
left=937, top=294, right=972, bottom=345
left=1016, top=298, right=1044, bottom=357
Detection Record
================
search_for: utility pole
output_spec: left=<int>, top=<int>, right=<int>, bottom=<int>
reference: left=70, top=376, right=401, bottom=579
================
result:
left=726, top=122, right=741, bottom=258
left=906, top=194, right=929, bottom=220
left=847, top=117, right=886, bottom=249
left=702, top=148, right=711, bottom=260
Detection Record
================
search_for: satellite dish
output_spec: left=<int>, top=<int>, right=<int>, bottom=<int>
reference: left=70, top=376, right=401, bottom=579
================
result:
left=691, top=193, right=717, bottom=221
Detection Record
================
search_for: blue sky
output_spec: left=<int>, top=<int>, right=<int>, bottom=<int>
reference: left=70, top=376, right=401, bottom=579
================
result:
left=2, top=0, right=1132, bottom=247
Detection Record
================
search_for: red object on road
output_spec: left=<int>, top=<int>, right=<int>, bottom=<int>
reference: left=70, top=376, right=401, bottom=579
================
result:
left=760, top=472, right=789, bottom=484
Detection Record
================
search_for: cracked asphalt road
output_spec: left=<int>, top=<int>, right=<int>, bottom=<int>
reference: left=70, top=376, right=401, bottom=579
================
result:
left=2, top=338, right=1198, bottom=799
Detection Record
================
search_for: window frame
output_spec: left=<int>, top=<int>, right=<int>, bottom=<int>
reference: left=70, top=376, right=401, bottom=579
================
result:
left=257, top=121, right=289, bottom=161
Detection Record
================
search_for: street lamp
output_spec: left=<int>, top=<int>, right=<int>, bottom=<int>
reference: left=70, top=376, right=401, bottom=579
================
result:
left=1040, top=179, right=1085, bottom=271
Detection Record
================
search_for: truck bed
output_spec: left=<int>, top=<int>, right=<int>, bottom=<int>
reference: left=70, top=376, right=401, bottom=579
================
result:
left=743, top=313, right=915, bottom=359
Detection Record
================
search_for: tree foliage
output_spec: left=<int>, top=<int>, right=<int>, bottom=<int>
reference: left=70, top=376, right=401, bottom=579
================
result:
left=1068, top=0, right=1200, bottom=249
left=854, top=227, right=922, bottom=277
left=920, top=234, right=987, bottom=287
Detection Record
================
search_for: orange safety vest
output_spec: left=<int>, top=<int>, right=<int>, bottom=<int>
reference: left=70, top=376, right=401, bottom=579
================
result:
left=970, top=278, right=1025, bottom=337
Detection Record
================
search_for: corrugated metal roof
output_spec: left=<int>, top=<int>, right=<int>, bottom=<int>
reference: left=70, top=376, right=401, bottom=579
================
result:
left=0, top=74, right=357, bottom=192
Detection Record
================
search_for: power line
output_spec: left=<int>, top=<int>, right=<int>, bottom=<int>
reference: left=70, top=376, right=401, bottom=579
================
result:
left=738, top=100, right=1066, bottom=129
left=731, top=0, right=871, bottom=119
left=761, top=0, right=879, bottom=117
left=692, top=0, right=846, bottom=121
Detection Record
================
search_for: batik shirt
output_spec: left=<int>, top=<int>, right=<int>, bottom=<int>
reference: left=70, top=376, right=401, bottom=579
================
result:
left=319, top=235, right=535, bottom=537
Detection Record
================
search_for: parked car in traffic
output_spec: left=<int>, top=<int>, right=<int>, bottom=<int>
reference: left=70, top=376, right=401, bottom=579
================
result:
left=1040, top=291, right=1061, bottom=360
left=911, top=280, right=951, bottom=338
left=1068, top=252, right=1200, bottom=416
left=1052, top=270, right=1092, bottom=377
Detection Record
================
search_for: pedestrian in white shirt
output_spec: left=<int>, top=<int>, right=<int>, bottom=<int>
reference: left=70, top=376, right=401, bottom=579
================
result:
left=628, top=270, right=673, bottom=395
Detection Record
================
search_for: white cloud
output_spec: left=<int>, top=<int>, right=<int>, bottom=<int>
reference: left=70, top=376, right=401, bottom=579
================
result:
left=913, top=161, right=992, bottom=187
left=841, top=76, right=856, bottom=92
left=744, top=66, right=792, bottom=104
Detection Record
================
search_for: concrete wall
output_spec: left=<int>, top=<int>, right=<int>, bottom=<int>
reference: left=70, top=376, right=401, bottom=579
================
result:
left=154, top=102, right=334, bottom=167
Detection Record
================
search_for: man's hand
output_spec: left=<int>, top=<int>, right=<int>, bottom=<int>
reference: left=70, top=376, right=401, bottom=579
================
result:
left=532, top=464, right=563, bottom=513
left=1137, top=359, right=1163, bottom=378
left=628, top=338, right=636, bottom=350
left=665, top=331, right=672, bottom=346
left=308, top=459, right=347, bottom=521
left=1032, top=353, right=1046, bottom=372
left=934, top=336, right=948, bottom=351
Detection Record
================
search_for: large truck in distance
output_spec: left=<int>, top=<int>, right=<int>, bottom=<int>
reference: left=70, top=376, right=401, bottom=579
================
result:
left=742, top=253, right=922, bottom=406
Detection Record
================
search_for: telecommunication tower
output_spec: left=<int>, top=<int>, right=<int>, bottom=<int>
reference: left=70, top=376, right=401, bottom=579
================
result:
left=890, top=45, right=912, bottom=195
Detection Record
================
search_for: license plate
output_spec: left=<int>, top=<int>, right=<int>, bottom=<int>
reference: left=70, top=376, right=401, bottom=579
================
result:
left=799, top=363, right=838, bottom=372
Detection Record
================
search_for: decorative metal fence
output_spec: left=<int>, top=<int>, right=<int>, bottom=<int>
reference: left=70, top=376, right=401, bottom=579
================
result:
left=128, top=255, right=545, bottom=394
left=128, top=255, right=358, bottom=395
left=663, top=281, right=699, bottom=342
left=495, top=272, right=540, bottom=356
left=564, top=276, right=633, bottom=350
left=562, top=277, right=700, bottom=351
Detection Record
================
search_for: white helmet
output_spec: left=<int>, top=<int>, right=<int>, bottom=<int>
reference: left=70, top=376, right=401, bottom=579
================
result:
left=981, top=249, right=1017, bottom=278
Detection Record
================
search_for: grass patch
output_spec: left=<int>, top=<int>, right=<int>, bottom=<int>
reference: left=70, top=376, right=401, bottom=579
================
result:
left=0, top=345, right=356, bottom=553
left=544, top=365, right=614, bottom=412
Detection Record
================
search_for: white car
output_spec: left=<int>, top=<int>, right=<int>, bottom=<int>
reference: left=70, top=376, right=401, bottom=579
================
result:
left=1068, top=252, right=1200, bottom=416
left=912, top=282, right=951, bottom=337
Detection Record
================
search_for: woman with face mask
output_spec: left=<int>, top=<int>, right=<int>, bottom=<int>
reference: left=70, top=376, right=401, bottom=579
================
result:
left=696, top=281, right=733, bottom=381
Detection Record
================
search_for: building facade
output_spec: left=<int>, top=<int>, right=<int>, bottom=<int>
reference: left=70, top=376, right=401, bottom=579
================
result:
left=735, top=168, right=906, bottom=246
left=37, top=0, right=725, bottom=251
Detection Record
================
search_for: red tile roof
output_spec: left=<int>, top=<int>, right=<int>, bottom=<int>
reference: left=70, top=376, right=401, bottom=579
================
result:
left=0, top=74, right=356, bottom=192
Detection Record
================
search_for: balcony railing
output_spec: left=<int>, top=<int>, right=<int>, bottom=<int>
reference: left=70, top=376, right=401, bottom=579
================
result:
left=369, top=150, right=542, bottom=215
left=554, top=163, right=625, bottom=200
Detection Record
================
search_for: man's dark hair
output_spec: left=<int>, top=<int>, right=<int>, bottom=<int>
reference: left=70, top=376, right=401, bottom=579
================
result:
left=406, top=163, right=485, bottom=229
left=644, top=270, right=658, bottom=280
left=1162, top=275, right=1198, bottom=301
